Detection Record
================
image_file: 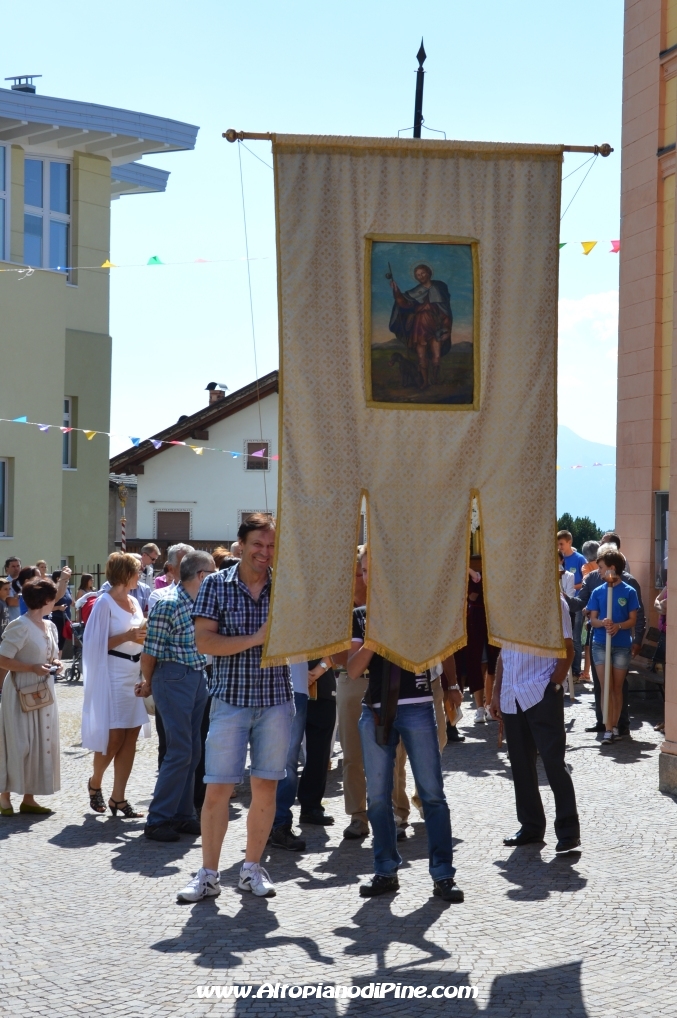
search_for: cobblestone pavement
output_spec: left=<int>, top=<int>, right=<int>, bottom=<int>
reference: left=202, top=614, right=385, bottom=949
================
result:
left=1, top=680, right=675, bottom=1017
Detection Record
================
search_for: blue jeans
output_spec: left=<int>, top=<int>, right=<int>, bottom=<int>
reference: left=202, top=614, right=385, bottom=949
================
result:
left=273, top=692, right=308, bottom=829
left=147, top=663, right=208, bottom=827
left=358, top=702, right=454, bottom=881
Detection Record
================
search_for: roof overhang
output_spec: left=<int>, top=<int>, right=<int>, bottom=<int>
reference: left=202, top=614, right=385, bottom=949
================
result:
left=111, top=162, right=170, bottom=199
left=0, top=88, right=198, bottom=164
left=110, top=372, right=279, bottom=475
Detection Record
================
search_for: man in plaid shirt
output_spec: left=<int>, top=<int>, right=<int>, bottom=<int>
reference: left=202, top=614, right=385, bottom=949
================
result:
left=136, top=550, right=216, bottom=843
left=176, top=514, right=293, bottom=903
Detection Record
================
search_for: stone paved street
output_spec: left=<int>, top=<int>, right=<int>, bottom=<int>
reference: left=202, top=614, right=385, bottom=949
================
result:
left=1, top=680, right=675, bottom=1017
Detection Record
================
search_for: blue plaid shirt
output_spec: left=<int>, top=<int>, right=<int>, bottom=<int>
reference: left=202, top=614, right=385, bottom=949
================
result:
left=192, top=564, right=291, bottom=707
left=144, top=584, right=206, bottom=671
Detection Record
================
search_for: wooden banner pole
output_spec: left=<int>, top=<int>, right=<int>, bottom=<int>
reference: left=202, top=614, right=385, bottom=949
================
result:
left=223, top=130, right=614, bottom=156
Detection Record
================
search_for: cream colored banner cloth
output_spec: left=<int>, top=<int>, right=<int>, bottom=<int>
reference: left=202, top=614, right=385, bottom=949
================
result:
left=264, top=135, right=564, bottom=670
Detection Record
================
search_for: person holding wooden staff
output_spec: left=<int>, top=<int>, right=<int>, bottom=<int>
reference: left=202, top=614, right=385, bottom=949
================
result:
left=587, top=547, right=639, bottom=748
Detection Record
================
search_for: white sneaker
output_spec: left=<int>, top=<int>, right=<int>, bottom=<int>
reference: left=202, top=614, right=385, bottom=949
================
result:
left=176, top=867, right=221, bottom=903
left=238, top=862, right=276, bottom=898
left=474, top=707, right=486, bottom=724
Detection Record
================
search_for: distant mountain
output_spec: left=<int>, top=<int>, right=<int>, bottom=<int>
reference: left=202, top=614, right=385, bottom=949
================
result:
left=557, top=425, right=616, bottom=529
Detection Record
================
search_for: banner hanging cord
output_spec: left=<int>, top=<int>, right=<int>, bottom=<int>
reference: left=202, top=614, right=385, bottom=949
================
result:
left=560, top=155, right=598, bottom=221
left=238, top=140, right=269, bottom=514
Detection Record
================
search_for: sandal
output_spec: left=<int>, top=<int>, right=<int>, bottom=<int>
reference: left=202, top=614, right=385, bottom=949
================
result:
left=108, top=798, right=144, bottom=818
left=88, top=780, right=105, bottom=814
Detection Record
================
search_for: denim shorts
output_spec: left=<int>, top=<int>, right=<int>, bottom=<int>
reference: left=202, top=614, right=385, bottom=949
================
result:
left=591, top=643, right=631, bottom=671
left=204, top=698, right=295, bottom=784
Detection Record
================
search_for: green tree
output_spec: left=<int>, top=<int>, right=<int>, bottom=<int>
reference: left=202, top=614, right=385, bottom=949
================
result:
left=557, top=514, right=604, bottom=551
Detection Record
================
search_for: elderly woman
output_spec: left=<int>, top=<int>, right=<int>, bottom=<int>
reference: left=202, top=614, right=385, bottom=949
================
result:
left=82, top=553, right=150, bottom=817
left=0, top=577, right=61, bottom=816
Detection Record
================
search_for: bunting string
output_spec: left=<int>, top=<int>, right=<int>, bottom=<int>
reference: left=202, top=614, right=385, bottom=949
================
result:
left=0, top=415, right=615, bottom=471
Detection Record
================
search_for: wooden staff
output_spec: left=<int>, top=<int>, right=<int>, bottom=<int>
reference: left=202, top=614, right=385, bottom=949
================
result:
left=602, top=582, right=613, bottom=727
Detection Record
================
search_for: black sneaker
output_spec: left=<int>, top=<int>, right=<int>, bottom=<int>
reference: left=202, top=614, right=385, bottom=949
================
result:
left=171, top=817, right=201, bottom=835
left=585, top=723, right=605, bottom=733
left=433, top=878, right=464, bottom=903
left=446, top=723, right=466, bottom=743
left=145, top=822, right=180, bottom=842
left=359, top=874, right=400, bottom=897
left=300, top=809, right=334, bottom=826
left=268, top=825, right=306, bottom=851
left=555, top=837, right=581, bottom=854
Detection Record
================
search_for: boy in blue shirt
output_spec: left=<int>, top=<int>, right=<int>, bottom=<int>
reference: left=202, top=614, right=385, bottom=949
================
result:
left=588, top=547, right=639, bottom=747
left=557, top=530, right=588, bottom=677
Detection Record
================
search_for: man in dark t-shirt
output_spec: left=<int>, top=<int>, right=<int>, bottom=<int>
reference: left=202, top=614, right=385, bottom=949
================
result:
left=347, top=550, right=463, bottom=903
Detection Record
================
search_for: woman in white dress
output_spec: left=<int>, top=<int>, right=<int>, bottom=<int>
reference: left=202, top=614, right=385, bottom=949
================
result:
left=82, top=553, right=150, bottom=817
left=0, top=577, right=61, bottom=816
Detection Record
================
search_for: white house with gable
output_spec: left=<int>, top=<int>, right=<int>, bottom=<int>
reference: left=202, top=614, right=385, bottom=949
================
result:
left=109, top=372, right=278, bottom=551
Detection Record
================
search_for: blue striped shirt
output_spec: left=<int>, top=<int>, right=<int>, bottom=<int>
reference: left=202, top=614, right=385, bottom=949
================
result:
left=500, top=596, right=573, bottom=714
left=192, top=564, right=291, bottom=707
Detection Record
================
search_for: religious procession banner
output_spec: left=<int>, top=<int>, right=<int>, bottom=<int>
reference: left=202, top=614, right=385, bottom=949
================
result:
left=263, top=135, right=565, bottom=670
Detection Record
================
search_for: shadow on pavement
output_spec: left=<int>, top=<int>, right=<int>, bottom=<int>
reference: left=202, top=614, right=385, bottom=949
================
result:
left=494, top=846, right=586, bottom=901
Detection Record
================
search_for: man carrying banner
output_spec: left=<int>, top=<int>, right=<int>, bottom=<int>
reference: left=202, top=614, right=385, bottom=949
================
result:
left=176, top=514, right=293, bottom=903
left=488, top=593, right=581, bottom=853
left=347, top=547, right=463, bottom=902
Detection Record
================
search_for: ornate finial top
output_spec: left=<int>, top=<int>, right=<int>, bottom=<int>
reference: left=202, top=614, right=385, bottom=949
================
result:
left=417, top=40, right=427, bottom=67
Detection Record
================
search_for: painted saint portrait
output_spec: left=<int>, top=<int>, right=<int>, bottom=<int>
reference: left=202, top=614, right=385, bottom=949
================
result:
left=365, top=237, right=478, bottom=409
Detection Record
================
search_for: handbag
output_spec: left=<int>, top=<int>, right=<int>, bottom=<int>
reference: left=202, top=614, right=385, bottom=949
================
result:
left=12, top=673, right=55, bottom=712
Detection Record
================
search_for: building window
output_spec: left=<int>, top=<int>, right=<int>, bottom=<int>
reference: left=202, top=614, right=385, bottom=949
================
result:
left=63, top=397, right=73, bottom=468
left=155, top=510, right=191, bottom=541
left=0, top=146, right=7, bottom=262
left=24, top=158, right=71, bottom=274
left=0, top=459, right=7, bottom=536
left=238, top=510, right=275, bottom=527
left=655, top=491, right=669, bottom=588
left=245, top=440, right=270, bottom=470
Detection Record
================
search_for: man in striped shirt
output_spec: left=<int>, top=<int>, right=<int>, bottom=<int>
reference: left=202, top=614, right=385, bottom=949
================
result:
left=489, top=594, right=580, bottom=853
left=176, top=514, right=293, bottom=904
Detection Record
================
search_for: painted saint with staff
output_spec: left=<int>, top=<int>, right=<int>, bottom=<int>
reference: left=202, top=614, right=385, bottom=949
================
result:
left=388, top=263, right=453, bottom=389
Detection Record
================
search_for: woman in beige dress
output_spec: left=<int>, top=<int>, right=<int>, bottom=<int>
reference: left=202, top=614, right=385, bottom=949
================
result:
left=82, top=552, right=149, bottom=817
left=0, top=577, right=61, bottom=816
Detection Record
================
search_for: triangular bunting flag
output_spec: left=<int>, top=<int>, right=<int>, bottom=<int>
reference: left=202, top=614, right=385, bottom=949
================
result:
left=60, top=427, right=73, bottom=434
left=101, top=259, right=117, bottom=268
left=251, top=449, right=266, bottom=457
left=147, top=255, right=163, bottom=265
left=581, top=241, right=597, bottom=255
left=130, top=437, right=141, bottom=447
left=169, top=440, right=186, bottom=446
left=194, top=258, right=209, bottom=263
left=12, top=416, right=27, bottom=423
left=610, top=240, right=620, bottom=253
left=193, top=447, right=204, bottom=455
left=38, top=425, right=50, bottom=432
left=151, top=440, right=163, bottom=450
left=84, top=431, right=97, bottom=441
left=559, top=243, right=566, bottom=249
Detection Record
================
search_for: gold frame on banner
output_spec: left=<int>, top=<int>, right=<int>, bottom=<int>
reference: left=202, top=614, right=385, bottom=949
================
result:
left=364, top=233, right=481, bottom=412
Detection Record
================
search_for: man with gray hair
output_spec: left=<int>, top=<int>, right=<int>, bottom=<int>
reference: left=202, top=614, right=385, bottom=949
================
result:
left=137, top=550, right=216, bottom=842
left=148, top=543, right=194, bottom=611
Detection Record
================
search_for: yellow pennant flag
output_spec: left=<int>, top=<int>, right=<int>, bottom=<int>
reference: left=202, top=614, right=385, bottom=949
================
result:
left=581, top=241, right=597, bottom=255
left=192, top=446, right=204, bottom=455
left=101, top=259, right=117, bottom=268
left=84, top=431, right=97, bottom=441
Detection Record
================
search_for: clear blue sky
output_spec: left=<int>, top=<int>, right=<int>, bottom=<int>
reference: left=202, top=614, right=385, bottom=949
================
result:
left=4, top=0, right=623, bottom=453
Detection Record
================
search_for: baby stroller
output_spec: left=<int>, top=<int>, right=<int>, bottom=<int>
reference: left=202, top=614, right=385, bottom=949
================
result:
left=64, top=622, right=85, bottom=684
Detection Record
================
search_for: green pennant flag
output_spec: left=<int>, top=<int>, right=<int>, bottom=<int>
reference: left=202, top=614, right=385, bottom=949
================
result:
left=559, top=243, right=566, bottom=249
left=147, top=255, right=163, bottom=265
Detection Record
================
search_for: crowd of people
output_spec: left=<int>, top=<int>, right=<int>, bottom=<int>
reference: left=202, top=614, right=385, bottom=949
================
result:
left=0, top=522, right=662, bottom=902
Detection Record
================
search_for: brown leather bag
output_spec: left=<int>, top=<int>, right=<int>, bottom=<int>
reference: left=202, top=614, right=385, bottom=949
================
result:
left=13, top=674, right=54, bottom=712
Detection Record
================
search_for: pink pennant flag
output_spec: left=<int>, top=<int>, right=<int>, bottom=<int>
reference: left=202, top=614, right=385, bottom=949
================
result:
left=169, top=440, right=186, bottom=446
left=251, top=449, right=266, bottom=457
left=60, top=427, right=73, bottom=434
left=194, top=258, right=209, bottom=263
left=271, top=455, right=279, bottom=461
left=610, top=240, right=620, bottom=253
left=571, top=464, right=583, bottom=470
